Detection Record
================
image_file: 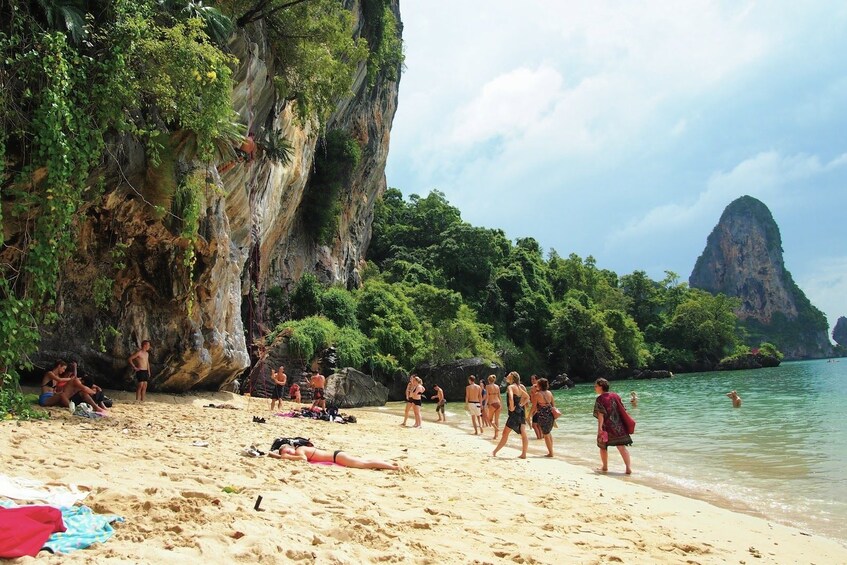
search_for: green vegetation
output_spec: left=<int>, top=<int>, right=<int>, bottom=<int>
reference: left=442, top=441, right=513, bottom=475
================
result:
left=299, top=130, right=362, bottom=245
left=362, top=0, right=404, bottom=86
left=269, top=188, right=748, bottom=380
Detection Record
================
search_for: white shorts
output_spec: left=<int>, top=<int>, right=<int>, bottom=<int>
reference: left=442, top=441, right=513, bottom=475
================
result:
left=468, top=402, right=481, bottom=417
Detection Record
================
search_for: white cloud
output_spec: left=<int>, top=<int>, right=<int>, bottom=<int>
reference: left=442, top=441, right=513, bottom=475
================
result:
left=604, top=151, right=847, bottom=248
left=798, top=256, right=847, bottom=335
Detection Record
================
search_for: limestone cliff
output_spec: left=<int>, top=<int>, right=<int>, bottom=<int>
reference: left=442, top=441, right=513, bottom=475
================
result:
left=689, top=196, right=831, bottom=359
left=24, top=1, right=402, bottom=391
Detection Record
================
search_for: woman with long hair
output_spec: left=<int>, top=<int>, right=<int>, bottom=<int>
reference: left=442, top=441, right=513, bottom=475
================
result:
left=593, top=378, right=633, bottom=474
left=492, top=372, right=529, bottom=458
left=533, top=378, right=556, bottom=457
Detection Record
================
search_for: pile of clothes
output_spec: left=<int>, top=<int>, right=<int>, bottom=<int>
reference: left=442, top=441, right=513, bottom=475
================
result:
left=277, top=407, right=357, bottom=424
left=0, top=475, right=123, bottom=558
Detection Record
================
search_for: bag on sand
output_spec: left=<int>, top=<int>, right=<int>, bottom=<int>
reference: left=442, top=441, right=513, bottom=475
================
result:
left=270, top=437, right=313, bottom=452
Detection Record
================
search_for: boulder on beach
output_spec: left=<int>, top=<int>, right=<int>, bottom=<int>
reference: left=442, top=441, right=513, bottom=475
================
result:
left=325, top=367, right=389, bottom=408
left=414, top=358, right=504, bottom=402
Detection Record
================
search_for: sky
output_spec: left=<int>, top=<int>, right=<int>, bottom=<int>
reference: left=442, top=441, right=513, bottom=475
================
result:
left=385, top=1, right=847, bottom=336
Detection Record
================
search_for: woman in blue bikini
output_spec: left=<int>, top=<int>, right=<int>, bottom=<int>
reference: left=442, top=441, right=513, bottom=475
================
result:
left=269, top=445, right=400, bottom=470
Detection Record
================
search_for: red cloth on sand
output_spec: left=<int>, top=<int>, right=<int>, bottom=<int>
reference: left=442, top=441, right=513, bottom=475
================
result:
left=0, top=505, right=66, bottom=558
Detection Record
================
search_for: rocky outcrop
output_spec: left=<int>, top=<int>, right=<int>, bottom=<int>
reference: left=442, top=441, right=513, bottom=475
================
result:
left=631, top=370, right=673, bottom=380
left=833, top=316, right=847, bottom=346
left=23, top=2, right=402, bottom=391
left=325, top=367, right=389, bottom=408
left=717, top=353, right=781, bottom=371
left=689, top=196, right=832, bottom=360
left=414, top=358, right=504, bottom=402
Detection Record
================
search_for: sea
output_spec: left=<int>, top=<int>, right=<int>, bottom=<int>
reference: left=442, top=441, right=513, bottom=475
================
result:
left=384, top=359, right=847, bottom=544
left=551, top=359, right=847, bottom=544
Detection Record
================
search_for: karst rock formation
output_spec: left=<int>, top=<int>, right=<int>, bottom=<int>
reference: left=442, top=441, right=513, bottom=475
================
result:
left=689, top=195, right=832, bottom=359
left=20, top=2, right=402, bottom=391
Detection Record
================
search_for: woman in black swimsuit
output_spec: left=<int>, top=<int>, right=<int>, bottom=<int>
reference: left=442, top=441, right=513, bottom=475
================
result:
left=492, top=372, right=529, bottom=458
left=270, top=445, right=400, bottom=470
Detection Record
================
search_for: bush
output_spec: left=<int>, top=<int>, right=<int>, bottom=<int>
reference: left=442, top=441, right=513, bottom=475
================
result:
left=290, top=274, right=324, bottom=320
left=321, top=287, right=358, bottom=328
left=334, top=327, right=372, bottom=369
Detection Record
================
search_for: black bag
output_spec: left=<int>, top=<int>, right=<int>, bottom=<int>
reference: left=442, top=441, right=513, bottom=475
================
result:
left=102, top=396, right=113, bottom=408
left=270, top=437, right=313, bottom=451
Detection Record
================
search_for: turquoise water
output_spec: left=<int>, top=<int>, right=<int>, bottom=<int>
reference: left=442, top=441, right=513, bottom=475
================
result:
left=549, top=359, right=847, bottom=543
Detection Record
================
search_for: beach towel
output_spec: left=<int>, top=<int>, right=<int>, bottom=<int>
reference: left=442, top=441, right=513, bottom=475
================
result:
left=0, top=505, right=66, bottom=558
left=43, top=504, right=124, bottom=554
left=0, top=474, right=88, bottom=507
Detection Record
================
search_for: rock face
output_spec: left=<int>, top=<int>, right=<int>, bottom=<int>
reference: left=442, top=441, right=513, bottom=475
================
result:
left=325, top=367, right=389, bottom=408
left=23, top=2, right=402, bottom=391
left=689, top=196, right=832, bottom=360
left=833, top=317, right=847, bottom=347
left=414, top=358, right=504, bottom=403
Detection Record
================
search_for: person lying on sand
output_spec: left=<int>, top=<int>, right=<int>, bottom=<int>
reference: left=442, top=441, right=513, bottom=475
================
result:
left=269, top=445, right=400, bottom=470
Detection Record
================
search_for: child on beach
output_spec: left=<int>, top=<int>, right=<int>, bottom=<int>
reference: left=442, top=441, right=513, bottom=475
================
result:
left=289, top=382, right=301, bottom=403
left=431, top=385, right=446, bottom=422
left=128, top=340, right=152, bottom=402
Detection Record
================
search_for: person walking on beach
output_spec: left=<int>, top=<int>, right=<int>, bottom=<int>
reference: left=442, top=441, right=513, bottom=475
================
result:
left=593, top=378, right=633, bottom=474
left=270, top=445, right=400, bottom=470
left=128, top=340, right=152, bottom=402
left=486, top=375, right=502, bottom=440
left=310, top=369, right=326, bottom=411
left=409, top=376, right=425, bottom=428
left=726, top=390, right=742, bottom=407
left=532, top=378, right=556, bottom=457
left=401, top=375, right=417, bottom=426
left=528, top=375, right=543, bottom=440
left=431, top=384, right=446, bottom=422
left=492, top=372, right=530, bottom=458
left=465, top=376, right=483, bottom=434
left=270, top=365, right=287, bottom=411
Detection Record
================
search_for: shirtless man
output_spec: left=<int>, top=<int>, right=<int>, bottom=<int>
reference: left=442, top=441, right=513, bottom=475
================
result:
left=310, top=369, right=326, bottom=411
left=430, top=384, right=446, bottom=422
left=39, top=360, right=106, bottom=413
left=726, top=390, right=742, bottom=408
left=270, top=365, right=287, bottom=411
left=465, top=376, right=483, bottom=435
left=128, top=340, right=152, bottom=402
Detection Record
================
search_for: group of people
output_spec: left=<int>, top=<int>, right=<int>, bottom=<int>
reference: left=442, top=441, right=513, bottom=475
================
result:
left=399, top=371, right=636, bottom=474
left=38, top=361, right=109, bottom=414
left=269, top=366, right=330, bottom=412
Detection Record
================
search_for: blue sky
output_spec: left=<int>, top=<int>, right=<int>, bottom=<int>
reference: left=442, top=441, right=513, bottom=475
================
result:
left=385, top=1, right=847, bottom=335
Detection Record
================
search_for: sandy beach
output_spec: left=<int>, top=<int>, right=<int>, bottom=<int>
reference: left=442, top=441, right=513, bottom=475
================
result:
left=2, top=390, right=845, bottom=564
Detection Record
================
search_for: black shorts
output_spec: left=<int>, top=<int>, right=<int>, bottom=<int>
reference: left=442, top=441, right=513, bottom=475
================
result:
left=135, top=370, right=149, bottom=383
left=532, top=413, right=539, bottom=424
left=272, top=384, right=284, bottom=399
left=313, top=388, right=325, bottom=400
left=411, top=398, right=422, bottom=406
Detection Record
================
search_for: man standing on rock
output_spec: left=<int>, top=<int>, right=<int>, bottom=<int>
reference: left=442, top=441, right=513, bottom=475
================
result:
left=310, top=368, right=326, bottom=411
left=465, top=376, right=483, bottom=434
left=128, top=340, right=152, bottom=402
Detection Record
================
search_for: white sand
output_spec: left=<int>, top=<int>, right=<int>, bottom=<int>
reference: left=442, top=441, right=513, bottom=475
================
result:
left=1, top=390, right=845, bottom=564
